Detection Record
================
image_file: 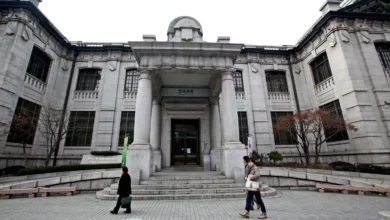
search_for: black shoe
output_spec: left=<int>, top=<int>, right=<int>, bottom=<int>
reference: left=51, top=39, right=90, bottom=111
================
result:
left=110, top=211, right=118, bottom=214
left=124, top=210, right=131, bottom=214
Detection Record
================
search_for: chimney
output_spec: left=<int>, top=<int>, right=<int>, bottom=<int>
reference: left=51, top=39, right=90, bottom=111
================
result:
left=20, top=0, right=42, bottom=7
left=217, top=36, right=230, bottom=43
left=320, top=0, right=342, bottom=15
left=143, top=35, right=157, bottom=42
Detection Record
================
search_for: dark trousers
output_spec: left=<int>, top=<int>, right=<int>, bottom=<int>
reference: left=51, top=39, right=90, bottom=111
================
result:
left=113, top=195, right=130, bottom=213
left=245, top=191, right=266, bottom=214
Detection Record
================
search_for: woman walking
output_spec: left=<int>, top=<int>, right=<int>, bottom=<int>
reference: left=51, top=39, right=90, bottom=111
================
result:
left=110, top=166, right=131, bottom=214
left=240, top=158, right=267, bottom=219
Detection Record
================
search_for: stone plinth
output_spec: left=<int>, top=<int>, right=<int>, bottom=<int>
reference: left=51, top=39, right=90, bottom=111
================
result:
left=126, top=144, right=153, bottom=181
left=221, top=143, right=246, bottom=178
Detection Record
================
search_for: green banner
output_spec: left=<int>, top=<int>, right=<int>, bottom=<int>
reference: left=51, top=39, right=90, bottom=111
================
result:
left=122, top=136, right=128, bottom=166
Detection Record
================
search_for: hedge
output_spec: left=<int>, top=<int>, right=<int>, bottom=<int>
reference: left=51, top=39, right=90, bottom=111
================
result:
left=0, top=166, right=25, bottom=177
left=15, top=163, right=122, bottom=176
left=90, top=151, right=122, bottom=156
left=334, top=164, right=390, bottom=175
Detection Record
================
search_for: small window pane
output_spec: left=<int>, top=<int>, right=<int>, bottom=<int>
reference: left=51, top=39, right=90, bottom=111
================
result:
left=124, top=70, right=140, bottom=92
left=271, top=112, right=297, bottom=145
left=118, top=111, right=135, bottom=146
left=65, top=111, right=95, bottom=146
left=26, top=47, right=51, bottom=82
left=310, top=53, right=333, bottom=85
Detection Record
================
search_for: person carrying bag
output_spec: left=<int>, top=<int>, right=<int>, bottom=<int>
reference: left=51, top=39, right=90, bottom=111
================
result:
left=240, top=158, right=267, bottom=219
left=110, top=166, right=132, bottom=214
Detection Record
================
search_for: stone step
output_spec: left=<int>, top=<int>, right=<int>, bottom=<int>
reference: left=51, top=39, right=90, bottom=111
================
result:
left=104, top=187, right=252, bottom=195
left=148, top=175, right=226, bottom=181
left=140, top=179, right=235, bottom=185
left=96, top=187, right=276, bottom=201
left=153, top=171, right=222, bottom=176
left=111, top=183, right=246, bottom=190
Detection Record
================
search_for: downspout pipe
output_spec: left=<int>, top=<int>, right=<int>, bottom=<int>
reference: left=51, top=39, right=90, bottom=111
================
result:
left=53, top=51, right=79, bottom=166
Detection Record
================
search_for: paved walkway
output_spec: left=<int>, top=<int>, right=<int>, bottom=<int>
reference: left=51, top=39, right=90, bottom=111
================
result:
left=0, top=191, right=388, bottom=220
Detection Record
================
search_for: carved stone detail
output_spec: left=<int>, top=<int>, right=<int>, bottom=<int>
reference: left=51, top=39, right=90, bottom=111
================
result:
left=250, top=63, right=258, bottom=73
left=5, top=22, right=16, bottom=35
left=360, top=31, right=371, bottom=44
left=62, top=60, right=69, bottom=71
left=21, top=26, right=31, bottom=41
left=108, top=61, right=117, bottom=71
left=328, top=33, right=337, bottom=47
left=340, top=30, right=350, bottom=43
left=294, top=65, right=301, bottom=74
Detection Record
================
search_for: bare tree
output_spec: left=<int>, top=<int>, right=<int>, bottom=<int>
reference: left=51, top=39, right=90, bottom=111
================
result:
left=273, top=109, right=358, bottom=164
left=7, top=109, right=38, bottom=168
left=38, top=105, right=72, bottom=167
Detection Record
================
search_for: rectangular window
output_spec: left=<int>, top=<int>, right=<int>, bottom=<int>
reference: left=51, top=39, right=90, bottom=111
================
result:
left=238, top=112, right=249, bottom=145
left=233, top=71, right=244, bottom=93
left=65, top=111, right=95, bottom=146
left=375, top=43, right=390, bottom=69
left=124, top=69, right=139, bottom=92
left=7, top=98, right=41, bottom=145
left=320, top=100, right=349, bottom=142
left=271, top=112, right=297, bottom=145
left=266, top=71, right=289, bottom=93
left=118, top=111, right=135, bottom=146
left=76, top=69, right=101, bottom=91
left=26, top=47, right=51, bottom=82
left=310, top=53, right=333, bottom=85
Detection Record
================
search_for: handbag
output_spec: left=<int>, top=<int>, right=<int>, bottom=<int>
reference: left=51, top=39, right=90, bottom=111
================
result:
left=121, top=196, right=132, bottom=208
left=245, top=175, right=261, bottom=191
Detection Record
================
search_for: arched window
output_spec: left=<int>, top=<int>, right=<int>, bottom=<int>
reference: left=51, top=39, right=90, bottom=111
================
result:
left=26, top=47, right=52, bottom=82
left=76, top=69, right=101, bottom=91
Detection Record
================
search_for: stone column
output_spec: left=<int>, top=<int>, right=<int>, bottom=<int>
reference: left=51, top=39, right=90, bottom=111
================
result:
left=150, top=97, right=162, bottom=171
left=220, top=71, right=246, bottom=178
left=127, top=69, right=153, bottom=180
left=210, top=97, right=222, bottom=171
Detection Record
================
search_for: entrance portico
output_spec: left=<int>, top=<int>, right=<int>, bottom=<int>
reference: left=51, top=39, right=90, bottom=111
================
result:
left=126, top=16, right=246, bottom=180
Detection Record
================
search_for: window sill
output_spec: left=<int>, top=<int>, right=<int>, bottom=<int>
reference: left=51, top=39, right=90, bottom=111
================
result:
left=275, top=145, right=297, bottom=148
left=326, top=140, right=350, bottom=146
left=5, top=142, right=33, bottom=148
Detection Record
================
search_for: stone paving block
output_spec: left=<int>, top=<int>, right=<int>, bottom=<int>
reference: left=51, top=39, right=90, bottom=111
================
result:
left=270, top=169, right=289, bottom=177
left=288, top=171, right=307, bottom=179
left=307, top=173, right=327, bottom=182
left=279, top=178, right=298, bottom=187
left=81, top=172, right=103, bottom=180
left=60, top=174, right=82, bottom=183
left=71, top=180, right=91, bottom=191
left=37, top=177, right=61, bottom=187
left=297, top=180, right=316, bottom=186
left=326, top=176, right=350, bottom=185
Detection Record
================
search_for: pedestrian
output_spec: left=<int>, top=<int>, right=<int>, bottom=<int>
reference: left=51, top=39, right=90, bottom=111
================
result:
left=243, top=156, right=257, bottom=210
left=110, top=166, right=131, bottom=214
left=240, top=158, right=267, bottom=219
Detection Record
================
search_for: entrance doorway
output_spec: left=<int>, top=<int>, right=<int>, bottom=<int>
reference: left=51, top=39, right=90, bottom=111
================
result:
left=171, top=119, right=200, bottom=166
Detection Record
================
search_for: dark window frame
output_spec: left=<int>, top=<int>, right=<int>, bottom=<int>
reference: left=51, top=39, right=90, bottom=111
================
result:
left=266, top=71, right=289, bottom=93
left=124, top=69, right=140, bottom=92
left=118, top=111, right=135, bottom=146
left=7, top=98, right=41, bottom=145
left=233, top=71, right=245, bottom=93
left=271, top=112, right=297, bottom=145
left=320, top=100, right=349, bottom=143
left=26, top=47, right=52, bottom=82
left=310, top=52, right=333, bottom=85
left=75, top=69, right=101, bottom=91
left=65, top=111, right=95, bottom=147
left=238, top=112, right=249, bottom=145
left=375, top=43, right=390, bottom=69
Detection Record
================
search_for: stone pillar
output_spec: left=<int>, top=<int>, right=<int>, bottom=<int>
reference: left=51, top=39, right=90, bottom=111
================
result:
left=127, top=69, right=153, bottom=180
left=210, top=97, right=222, bottom=171
left=150, top=97, right=162, bottom=172
left=220, top=71, right=246, bottom=178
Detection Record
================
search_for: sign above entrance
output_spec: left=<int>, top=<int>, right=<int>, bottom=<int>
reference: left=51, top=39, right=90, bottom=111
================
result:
left=161, top=88, right=210, bottom=98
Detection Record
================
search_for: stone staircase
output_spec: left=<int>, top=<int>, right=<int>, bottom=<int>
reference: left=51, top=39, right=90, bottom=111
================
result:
left=96, top=166, right=276, bottom=200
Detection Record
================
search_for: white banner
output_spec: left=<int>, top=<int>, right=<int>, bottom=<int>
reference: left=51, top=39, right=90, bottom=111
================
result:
left=247, top=136, right=253, bottom=158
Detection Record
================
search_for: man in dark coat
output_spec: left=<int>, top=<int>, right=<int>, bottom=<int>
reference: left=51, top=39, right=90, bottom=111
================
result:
left=110, top=166, right=131, bottom=214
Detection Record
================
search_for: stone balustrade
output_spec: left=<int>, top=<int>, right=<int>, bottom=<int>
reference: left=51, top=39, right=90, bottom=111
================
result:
left=74, top=91, right=99, bottom=99
left=314, top=76, right=334, bottom=95
left=235, top=92, right=245, bottom=100
left=24, top=73, right=46, bottom=94
left=268, top=92, right=290, bottom=100
left=123, top=91, right=137, bottom=99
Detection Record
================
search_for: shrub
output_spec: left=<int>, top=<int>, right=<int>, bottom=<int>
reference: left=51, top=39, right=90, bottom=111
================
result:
left=356, top=164, right=390, bottom=175
left=334, top=166, right=356, bottom=172
left=90, top=151, right=121, bottom=156
left=15, top=163, right=121, bottom=176
left=1, top=166, right=26, bottom=176
left=267, top=151, right=283, bottom=163
left=251, top=151, right=260, bottom=161
left=329, top=161, right=354, bottom=168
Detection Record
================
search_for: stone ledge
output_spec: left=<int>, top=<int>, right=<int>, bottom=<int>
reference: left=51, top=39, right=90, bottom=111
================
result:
left=378, top=211, right=390, bottom=220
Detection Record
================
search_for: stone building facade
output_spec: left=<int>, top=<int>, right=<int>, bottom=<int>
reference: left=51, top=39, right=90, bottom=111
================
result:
left=1, top=0, right=390, bottom=178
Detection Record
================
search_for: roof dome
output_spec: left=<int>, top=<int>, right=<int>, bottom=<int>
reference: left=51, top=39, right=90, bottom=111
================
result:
left=167, top=16, right=204, bottom=42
